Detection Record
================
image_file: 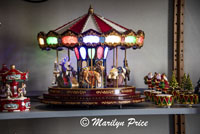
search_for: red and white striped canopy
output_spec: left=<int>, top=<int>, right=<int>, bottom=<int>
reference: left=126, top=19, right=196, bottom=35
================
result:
left=54, top=6, right=129, bottom=34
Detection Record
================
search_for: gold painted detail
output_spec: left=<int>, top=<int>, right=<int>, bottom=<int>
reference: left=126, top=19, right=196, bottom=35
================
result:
left=49, top=90, right=61, bottom=94
left=82, top=102, right=98, bottom=105
left=120, top=89, right=133, bottom=93
left=96, top=90, right=114, bottom=94
left=66, top=91, right=86, bottom=95
left=118, top=100, right=131, bottom=104
left=101, top=101, right=117, bottom=105
left=64, top=102, right=81, bottom=105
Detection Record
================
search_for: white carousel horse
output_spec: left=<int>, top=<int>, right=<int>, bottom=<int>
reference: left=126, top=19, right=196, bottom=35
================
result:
left=18, top=83, right=26, bottom=98
left=5, top=84, right=12, bottom=99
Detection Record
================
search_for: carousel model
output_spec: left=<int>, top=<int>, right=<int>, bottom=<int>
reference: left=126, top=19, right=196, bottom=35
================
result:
left=38, top=6, right=145, bottom=106
left=0, top=64, right=30, bottom=112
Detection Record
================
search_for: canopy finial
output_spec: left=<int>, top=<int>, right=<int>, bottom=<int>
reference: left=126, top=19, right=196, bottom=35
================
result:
left=88, top=5, right=94, bottom=14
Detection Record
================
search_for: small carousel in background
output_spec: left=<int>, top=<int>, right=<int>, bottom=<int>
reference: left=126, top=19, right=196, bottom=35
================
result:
left=0, top=64, right=30, bottom=112
left=38, top=6, right=145, bottom=106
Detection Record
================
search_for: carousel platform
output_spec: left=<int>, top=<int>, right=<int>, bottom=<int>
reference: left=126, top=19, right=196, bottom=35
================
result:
left=40, top=86, right=145, bottom=105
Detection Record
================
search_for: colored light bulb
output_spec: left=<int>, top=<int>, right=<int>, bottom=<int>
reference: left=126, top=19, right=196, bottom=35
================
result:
left=83, top=35, right=100, bottom=44
left=80, top=47, right=86, bottom=60
left=46, top=37, right=58, bottom=45
left=62, top=36, right=78, bottom=44
left=138, top=36, right=144, bottom=44
left=88, top=48, right=95, bottom=59
left=74, top=47, right=80, bottom=60
left=105, top=35, right=121, bottom=43
left=103, top=47, right=109, bottom=59
left=39, top=38, right=45, bottom=45
left=125, top=36, right=136, bottom=43
left=97, top=46, right=104, bottom=59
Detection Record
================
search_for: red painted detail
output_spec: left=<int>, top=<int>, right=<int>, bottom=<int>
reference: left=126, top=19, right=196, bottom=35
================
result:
left=74, top=47, right=80, bottom=60
left=190, top=96, right=194, bottom=102
left=69, top=14, right=89, bottom=33
left=97, top=46, right=104, bottom=59
left=165, top=97, right=169, bottom=104
left=93, top=14, right=113, bottom=33
left=0, top=98, right=30, bottom=112
left=184, top=96, right=188, bottom=101
left=3, top=67, right=28, bottom=81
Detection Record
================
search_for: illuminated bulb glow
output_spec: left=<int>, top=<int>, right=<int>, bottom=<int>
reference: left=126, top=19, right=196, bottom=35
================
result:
left=88, top=48, right=95, bottom=59
left=104, top=47, right=109, bottom=59
left=62, top=36, right=78, bottom=44
left=83, top=35, right=100, bottom=44
left=80, top=47, right=87, bottom=60
left=125, top=36, right=136, bottom=43
left=137, top=37, right=144, bottom=44
left=46, top=37, right=58, bottom=45
left=105, top=35, right=121, bottom=43
left=97, top=46, right=104, bottom=59
left=74, top=47, right=80, bottom=60
left=39, top=38, right=45, bottom=45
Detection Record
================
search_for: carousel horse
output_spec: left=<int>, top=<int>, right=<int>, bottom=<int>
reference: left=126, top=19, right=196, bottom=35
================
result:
left=52, top=60, right=60, bottom=85
left=82, top=67, right=101, bottom=88
left=108, top=67, right=118, bottom=80
left=5, top=84, right=12, bottom=99
left=57, top=57, right=72, bottom=88
left=94, top=61, right=104, bottom=74
left=117, top=66, right=126, bottom=86
left=107, top=66, right=126, bottom=86
left=124, top=60, right=130, bottom=81
left=18, top=83, right=26, bottom=98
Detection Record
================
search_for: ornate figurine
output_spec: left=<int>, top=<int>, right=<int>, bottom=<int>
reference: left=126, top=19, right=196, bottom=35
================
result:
left=0, top=65, right=30, bottom=112
left=5, top=84, right=12, bottom=99
left=52, top=60, right=60, bottom=85
left=18, top=83, right=26, bottom=98
left=56, top=57, right=72, bottom=88
left=144, top=72, right=154, bottom=89
left=154, top=73, right=162, bottom=91
left=159, top=73, right=169, bottom=93
left=169, top=71, right=179, bottom=90
left=117, top=66, right=126, bottom=86
left=124, top=59, right=130, bottom=82
left=108, top=67, right=118, bottom=80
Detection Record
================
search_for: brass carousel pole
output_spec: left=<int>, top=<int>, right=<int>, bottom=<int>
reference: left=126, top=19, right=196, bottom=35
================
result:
left=116, top=47, right=118, bottom=88
left=125, top=48, right=127, bottom=87
left=68, top=48, right=70, bottom=61
left=113, top=48, right=115, bottom=87
left=113, top=48, right=115, bottom=66
left=56, top=49, right=59, bottom=64
left=91, top=49, right=93, bottom=88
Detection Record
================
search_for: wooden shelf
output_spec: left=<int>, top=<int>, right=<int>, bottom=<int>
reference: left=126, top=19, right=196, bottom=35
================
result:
left=0, top=100, right=200, bottom=120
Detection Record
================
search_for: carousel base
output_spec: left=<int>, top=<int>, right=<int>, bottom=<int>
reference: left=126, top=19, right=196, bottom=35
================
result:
left=40, top=86, right=145, bottom=106
left=0, top=97, right=31, bottom=112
